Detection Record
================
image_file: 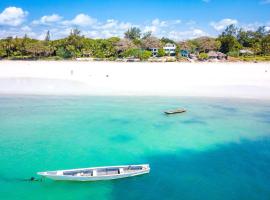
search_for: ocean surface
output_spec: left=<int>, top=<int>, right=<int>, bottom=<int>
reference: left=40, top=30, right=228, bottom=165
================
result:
left=0, top=95, right=270, bottom=200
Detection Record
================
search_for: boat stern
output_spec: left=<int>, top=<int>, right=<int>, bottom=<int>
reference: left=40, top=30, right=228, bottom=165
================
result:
left=142, top=164, right=150, bottom=172
left=37, top=170, right=59, bottom=176
left=37, top=172, right=47, bottom=176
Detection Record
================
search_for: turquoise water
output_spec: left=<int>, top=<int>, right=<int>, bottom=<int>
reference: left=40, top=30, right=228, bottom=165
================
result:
left=0, top=96, right=270, bottom=200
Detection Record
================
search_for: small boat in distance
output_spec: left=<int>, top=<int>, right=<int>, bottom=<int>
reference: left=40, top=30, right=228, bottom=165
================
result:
left=37, top=164, right=150, bottom=181
left=164, top=109, right=186, bottom=115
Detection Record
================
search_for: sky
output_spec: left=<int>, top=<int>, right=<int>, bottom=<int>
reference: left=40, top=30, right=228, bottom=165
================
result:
left=0, top=0, right=269, bottom=41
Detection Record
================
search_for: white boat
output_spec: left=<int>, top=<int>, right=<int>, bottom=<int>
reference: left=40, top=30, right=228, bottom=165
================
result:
left=164, top=108, right=186, bottom=115
left=37, top=164, right=150, bottom=181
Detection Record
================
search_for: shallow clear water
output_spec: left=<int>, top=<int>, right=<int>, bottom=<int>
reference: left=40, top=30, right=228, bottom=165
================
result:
left=0, top=96, right=270, bottom=200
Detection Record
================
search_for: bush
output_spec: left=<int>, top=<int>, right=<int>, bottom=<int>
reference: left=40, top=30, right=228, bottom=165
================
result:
left=8, top=55, right=35, bottom=60
left=227, top=51, right=240, bottom=57
left=157, top=49, right=166, bottom=57
left=122, top=49, right=151, bottom=60
left=56, top=47, right=72, bottom=58
left=122, top=48, right=141, bottom=58
left=94, top=51, right=106, bottom=58
left=198, top=52, right=209, bottom=60
left=140, top=50, right=152, bottom=60
left=240, top=55, right=270, bottom=62
left=41, top=56, right=63, bottom=61
left=0, top=47, right=6, bottom=58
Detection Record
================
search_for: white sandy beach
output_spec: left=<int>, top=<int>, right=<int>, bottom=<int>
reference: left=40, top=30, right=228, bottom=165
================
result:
left=0, top=61, right=269, bottom=99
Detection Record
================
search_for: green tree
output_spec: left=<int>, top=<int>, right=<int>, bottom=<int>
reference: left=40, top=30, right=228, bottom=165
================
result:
left=70, top=28, right=81, bottom=36
left=227, top=51, right=240, bottom=57
left=261, top=35, right=270, bottom=55
left=3, top=37, right=13, bottom=57
left=122, top=48, right=141, bottom=58
left=94, top=39, right=117, bottom=58
left=122, top=49, right=152, bottom=60
left=256, top=26, right=268, bottom=38
left=157, top=49, right=166, bottom=57
left=1, top=23, right=269, bottom=61
left=194, top=37, right=221, bottom=52
left=222, top=24, right=238, bottom=37
left=81, top=38, right=118, bottom=58
left=237, top=29, right=253, bottom=47
left=24, top=40, right=51, bottom=57
left=160, top=37, right=175, bottom=44
left=107, top=37, right=121, bottom=44
left=63, top=28, right=84, bottom=57
left=124, top=27, right=141, bottom=40
left=218, top=35, right=242, bottom=54
left=45, top=30, right=51, bottom=41
left=0, top=42, right=7, bottom=58
left=251, top=42, right=262, bottom=55
left=140, top=50, right=152, bottom=60
left=115, top=39, right=137, bottom=54
left=142, top=31, right=152, bottom=39
left=56, top=47, right=71, bottom=58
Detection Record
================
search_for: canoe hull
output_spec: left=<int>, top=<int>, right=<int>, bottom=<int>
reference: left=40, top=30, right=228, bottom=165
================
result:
left=38, top=164, right=150, bottom=182
left=40, top=170, right=149, bottom=181
left=164, top=109, right=186, bottom=115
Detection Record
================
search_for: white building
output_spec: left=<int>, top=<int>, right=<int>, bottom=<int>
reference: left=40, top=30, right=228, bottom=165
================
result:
left=149, top=48, right=159, bottom=57
left=163, top=43, right=176, bottom=56
left=240, top=49, right=254, bottom=55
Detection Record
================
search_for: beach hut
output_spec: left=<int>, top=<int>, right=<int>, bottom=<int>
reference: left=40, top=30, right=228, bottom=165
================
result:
left=240, top=49, right=254, bottom=56
left=217, top=52, right=227, bottom=60
left=208, top=51, right=227, bottom=60
left=208, top=51, right=218, bottom=59
left=180, top=50, right=189, bottom=57
left=163, top=43, right=176, bottom=56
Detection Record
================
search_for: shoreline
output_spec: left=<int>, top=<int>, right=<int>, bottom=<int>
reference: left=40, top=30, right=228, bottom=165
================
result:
left=1, top=59, right=270, bottom=64
left=0, top=61, right=269, bottom=99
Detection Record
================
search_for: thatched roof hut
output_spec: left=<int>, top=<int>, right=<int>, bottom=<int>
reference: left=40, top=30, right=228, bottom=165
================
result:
left=115, top=39, right=137, bottom=53
left=208, top=51, right=227, bottom=60
left=208, top=51, right=218, bottom=58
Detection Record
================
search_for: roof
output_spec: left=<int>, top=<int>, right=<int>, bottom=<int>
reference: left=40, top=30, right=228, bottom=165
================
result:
left=181, top=49, right=189, bottom=53
left=164, top=43, right=176, bottom=47
left=208, top=51, right=218, bottom=57
left=208, top=51, right=226, bottom=57
left=217, top=52, right=226, bottom=57
left=240, top=49, right=254, bottom=54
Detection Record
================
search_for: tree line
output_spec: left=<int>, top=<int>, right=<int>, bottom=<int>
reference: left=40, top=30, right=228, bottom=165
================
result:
left=0, top=25, right=269, bottom=60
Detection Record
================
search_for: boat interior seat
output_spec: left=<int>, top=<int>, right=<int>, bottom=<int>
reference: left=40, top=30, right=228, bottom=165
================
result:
left=119, top=168, right=124, bottom=174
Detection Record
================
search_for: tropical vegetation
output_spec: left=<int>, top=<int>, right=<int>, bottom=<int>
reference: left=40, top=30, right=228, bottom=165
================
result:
left=0, top=25, right=269, bottom=61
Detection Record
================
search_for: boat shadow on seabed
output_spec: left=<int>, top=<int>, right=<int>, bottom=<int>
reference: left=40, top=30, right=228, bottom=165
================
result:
left=0, top=175, right=43, bottom=183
